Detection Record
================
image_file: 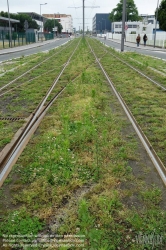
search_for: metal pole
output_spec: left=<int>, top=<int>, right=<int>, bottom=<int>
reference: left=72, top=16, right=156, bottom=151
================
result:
left=83, top=0, right=85, bottom=37
left=40, top=3, right=47, bottom=33
left=125, top=4, right=127, bottom=42
left=112, top=14, right=114, bottom=39
left=40, top=4, right=41, bottom=32
left=7, top=0, right=12, bottom=47
left=121, top=0, right=126, bottom=52
left=154, top=0, right=159, bottom=48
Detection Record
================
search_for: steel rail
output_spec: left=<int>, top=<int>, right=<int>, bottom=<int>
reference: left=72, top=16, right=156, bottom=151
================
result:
left=93, top=38, right=166, bottom=91
left=0, top=39, right=74, bottom=93
left=87, top=39, right=166, bottom=186
left=0, top=39, right=81, bottom=187
left=0, top=88, right=65, bottom=187
left=0, top=63, right=67, bottom=98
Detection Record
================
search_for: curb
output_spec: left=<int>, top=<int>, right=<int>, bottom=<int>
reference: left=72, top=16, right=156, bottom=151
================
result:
left=105, top=38, right=166, bottom=52
left=0, top=39, right=60, bottom=55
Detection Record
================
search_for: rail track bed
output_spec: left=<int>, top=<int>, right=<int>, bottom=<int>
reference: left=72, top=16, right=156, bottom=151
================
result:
left=0, top=39, right=80, bottom=151
left=0, top=38, right=166, bottom=249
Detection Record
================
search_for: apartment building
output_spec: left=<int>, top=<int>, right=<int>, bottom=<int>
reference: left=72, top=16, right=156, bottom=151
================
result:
left=43, top=14, right=73, bottom=33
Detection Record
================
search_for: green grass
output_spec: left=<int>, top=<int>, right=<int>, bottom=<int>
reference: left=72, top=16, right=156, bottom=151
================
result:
left=0, top=38, right=166, bottom=249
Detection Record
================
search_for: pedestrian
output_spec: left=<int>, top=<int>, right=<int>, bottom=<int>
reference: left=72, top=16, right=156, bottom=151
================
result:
left=143, top=34, right=148, bottom=46
left=136, top=34, right=141, bottom=47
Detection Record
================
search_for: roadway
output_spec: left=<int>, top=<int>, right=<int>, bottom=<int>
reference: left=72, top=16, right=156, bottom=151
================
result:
left=0, top=36, right=166, bottom=62
left=0, top=38, right=70, bottom=62
left=95, top=37, right=166, bottom=60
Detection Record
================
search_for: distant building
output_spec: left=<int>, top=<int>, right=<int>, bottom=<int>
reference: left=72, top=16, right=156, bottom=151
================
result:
left=42, top=14, right=73, bottom=33
left=92, top=13, right=111, bottom=34
left=0, top=16, right=20, bottom=32
left=112, top=15, right=160, bottom=35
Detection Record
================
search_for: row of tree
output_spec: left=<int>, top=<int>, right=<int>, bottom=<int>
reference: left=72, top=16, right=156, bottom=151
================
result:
left=0, top=11, right=39, bottom=32
left=109, top=0, right=166, bottom=31
left=44, top=19, right=63, bottom=34
left=0, top=11, right=63, bottom=33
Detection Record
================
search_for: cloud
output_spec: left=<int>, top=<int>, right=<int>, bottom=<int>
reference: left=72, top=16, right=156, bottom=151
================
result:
left=1, top=0, right=157, bottom=30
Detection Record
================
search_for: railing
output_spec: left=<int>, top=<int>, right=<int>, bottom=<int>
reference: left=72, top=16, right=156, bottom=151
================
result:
left=0, top=31, right=54, bottom=49
left=98, top=33, right=166, bottom=49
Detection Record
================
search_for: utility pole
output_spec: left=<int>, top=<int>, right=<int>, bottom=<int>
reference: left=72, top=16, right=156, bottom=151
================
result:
left=83, top=0, right=85, bottom=37
left=121, top=0, right=126, bottom=52
left=68, top=1, right=99, bottom=38
left=7, top=0, right=12, bottom=48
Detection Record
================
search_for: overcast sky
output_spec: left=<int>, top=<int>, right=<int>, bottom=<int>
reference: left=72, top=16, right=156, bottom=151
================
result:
left=1, top=0, right=158, bottom=30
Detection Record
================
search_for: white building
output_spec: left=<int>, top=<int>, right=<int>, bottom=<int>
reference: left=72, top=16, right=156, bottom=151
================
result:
left=43, top=14, right=73, bottom=33
left=112, top=15, right=159, bottom=35
left=102, top=14, right=166, bottom=48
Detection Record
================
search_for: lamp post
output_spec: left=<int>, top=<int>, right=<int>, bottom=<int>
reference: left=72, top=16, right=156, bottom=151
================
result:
left=121, top=0, right=126, bottom=52
left=154, top=0, right=160, bottom=48
left=54, top=13, right=55, bottom=38
left=40, top=3, right=47, bottom=32
left=102, top=18, right=106, bottom=33
left=7, top=0, right=12, bottom=47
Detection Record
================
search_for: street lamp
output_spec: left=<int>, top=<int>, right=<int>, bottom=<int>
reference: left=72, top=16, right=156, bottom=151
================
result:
left=121, top=0, right=126, bottom=52
left=40, top=3, right=47, bottom=32
left=7, top=0, right=12, bottom=47
left=102, top=18, right=106, bottom=33
left=54, top=13, right=56, bottom=38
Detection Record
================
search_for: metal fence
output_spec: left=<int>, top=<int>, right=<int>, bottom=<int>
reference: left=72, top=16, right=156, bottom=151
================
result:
left=0, top=31, right=54, bottom=49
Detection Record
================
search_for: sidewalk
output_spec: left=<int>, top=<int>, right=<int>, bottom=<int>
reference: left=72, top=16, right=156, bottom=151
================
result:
left=107, top=38, right=166, bottom=52
left=0, top=38, right=60, bottom=55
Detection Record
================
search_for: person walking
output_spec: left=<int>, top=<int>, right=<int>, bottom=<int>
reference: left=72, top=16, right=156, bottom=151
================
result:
left=143, top=34, right=148, bottom=46
left=136, top=34, right=141, bottom=47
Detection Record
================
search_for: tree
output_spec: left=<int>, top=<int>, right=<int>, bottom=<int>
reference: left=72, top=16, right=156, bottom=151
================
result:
left=109, top=0, right=140, bottom=22
left=157, top=0, right=166, bottom=31
left=44, top=19, right=63, bottom=33
left=0, top=11, right=39, bottom=32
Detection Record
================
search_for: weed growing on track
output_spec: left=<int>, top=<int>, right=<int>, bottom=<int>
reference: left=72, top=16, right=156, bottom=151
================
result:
left=88, top=38, right=166, bottom=167
left=0, top=39, right=166, bottom=249
left=0, top=40, right=79, bottom=149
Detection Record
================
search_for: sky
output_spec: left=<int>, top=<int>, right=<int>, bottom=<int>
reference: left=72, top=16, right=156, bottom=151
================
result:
left=0, top=0, right=159, bottom=30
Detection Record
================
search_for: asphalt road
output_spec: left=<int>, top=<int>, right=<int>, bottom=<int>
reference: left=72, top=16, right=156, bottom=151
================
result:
left=95, top=37, right=166, bottom=60
left=0, top=38, right=70, bottom=62
left=0, top=36, right=166, bottom=62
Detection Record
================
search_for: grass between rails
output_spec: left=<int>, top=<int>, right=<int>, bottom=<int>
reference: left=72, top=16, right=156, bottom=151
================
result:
left=0, top=39, right=166, bottom=249
left=0, top=40, right=73, bottom=88
left=88, top=38, right=166, bottom=167
left=0, top=39, right=80, bottom=150
left=122, top=52, right=166, bottom=76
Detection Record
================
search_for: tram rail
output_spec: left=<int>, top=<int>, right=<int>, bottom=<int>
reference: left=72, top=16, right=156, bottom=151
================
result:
left=87, top=38, right=166, bottom=186
left=0, top=39, right=81, bottom=187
